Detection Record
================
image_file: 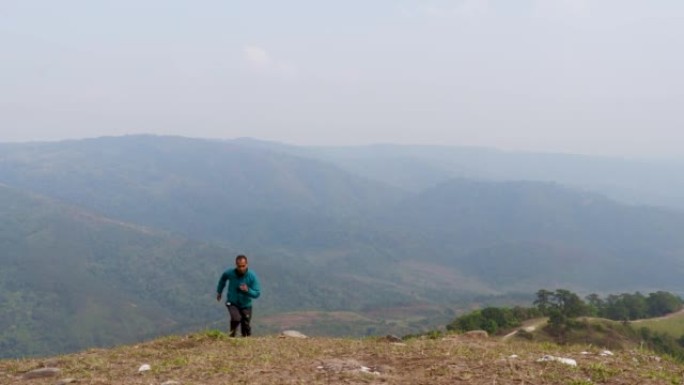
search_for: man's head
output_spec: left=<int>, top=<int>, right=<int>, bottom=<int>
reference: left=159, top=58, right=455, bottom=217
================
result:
left=235, top=254, right=248, bottom=276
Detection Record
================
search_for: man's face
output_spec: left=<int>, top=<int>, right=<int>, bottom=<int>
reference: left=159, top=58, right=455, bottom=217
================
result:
left=236, top=259, right=248, bottom=276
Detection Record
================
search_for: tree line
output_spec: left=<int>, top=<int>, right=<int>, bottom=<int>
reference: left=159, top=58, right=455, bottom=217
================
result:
left=447, top=289, right=683, bottom=335
left=535, top=289, right=683, bottom=321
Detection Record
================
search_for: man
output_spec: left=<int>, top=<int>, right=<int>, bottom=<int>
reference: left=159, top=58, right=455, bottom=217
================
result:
left=216, top=254, right=262, bottom=337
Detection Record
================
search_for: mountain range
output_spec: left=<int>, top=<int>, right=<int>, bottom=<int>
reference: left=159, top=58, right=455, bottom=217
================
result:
left=1, top=135, right=683, bottom=357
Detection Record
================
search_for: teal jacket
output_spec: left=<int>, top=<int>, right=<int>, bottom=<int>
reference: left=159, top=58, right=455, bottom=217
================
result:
left=216, top=268, right=261, bottom=309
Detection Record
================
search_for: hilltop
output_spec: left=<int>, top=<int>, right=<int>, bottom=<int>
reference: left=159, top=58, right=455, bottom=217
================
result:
left=2, top=330, right=683, bottom=385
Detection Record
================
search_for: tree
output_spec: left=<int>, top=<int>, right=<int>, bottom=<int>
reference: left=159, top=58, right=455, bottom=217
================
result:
left=605, top=294, right=629, bottom=321
left=447, top=311, right=485, bottom=332
left=511, top=305, right=541, bottom=320
left=647, top=291, right=683, bottom=316
left=552, top=289, right=588, bottom=318
left=585, top=293, right=604, bottom=316
left=481, top=307, right=519, bottom=330
left=622, top=292, right=647, bottom=320
left=534, top=289, right=554, bottom=315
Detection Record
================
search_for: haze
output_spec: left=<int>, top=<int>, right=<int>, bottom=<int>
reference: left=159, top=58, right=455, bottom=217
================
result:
left=2, top=1, right=683, bottom=158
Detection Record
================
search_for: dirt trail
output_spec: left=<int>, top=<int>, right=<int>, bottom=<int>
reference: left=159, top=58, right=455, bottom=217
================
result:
left=501, top=318, right=547, bottom=341
left=500, top=308, right=684, bottom=342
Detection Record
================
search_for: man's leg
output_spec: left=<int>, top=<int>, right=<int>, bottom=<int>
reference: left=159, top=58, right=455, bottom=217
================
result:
left=240, top=307, right=252, bottom=337
left=226, top=304, right=242, bottom=337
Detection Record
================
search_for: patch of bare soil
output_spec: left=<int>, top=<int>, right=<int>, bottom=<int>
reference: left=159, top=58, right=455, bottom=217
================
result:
left=502, top=317, right=548, bottom=341
left=2, top=332, right=684, bottom=384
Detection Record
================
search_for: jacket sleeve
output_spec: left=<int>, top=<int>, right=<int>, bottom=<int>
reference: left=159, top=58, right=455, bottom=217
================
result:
left=216, top=271, right=228, bottom=294
left=247, top=273, right=261, bottom=299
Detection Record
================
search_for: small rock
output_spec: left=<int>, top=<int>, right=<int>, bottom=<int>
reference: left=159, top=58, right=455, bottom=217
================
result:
left=161, top=381, right=181, bottom=385
left=599, top=350, right=614, bottom=356
left=357, top=366, right=381, bottom=375
left=23, top=368, right=61, bottom=379
left=509, top=354, right=519, bottom=359
left=281, top=330, right=307, bottom=338
left=138, top=364, right=151, bottom=373
left=56, top=378, right=76, bottom=385
left=318, top=359, right=382, bottom=376
left=536, top=355, right=577, bottom=367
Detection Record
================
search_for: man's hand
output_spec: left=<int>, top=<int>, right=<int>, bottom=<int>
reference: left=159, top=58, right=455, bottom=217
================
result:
left=216, top=293, right=222, bottom=302
left=240, top=284, right=248, bottom=292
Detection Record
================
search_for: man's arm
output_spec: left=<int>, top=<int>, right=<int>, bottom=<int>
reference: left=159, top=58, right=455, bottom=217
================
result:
left=246, top=273, right=261, bottom=299
left=216, top=271, right=228, bottom=301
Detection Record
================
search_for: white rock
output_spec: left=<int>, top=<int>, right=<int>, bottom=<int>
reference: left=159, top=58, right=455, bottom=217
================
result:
left=357, top=366, right=380, bottom=375
left=536, top=355, right=577, bottom=367
left=599, top=350, right=614, bottom=356
left=281, top=330, right=308, bottom=338
left=138, top=364, right=151, bottom=372
left=161, top=381, right=181, bottom=385
left=509, top=354, right=519, bottom=359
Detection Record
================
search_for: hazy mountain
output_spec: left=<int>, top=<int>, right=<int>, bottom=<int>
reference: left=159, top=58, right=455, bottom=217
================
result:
left=0, top=135, right=406, bottom=246
left=230, top=139, right=684, bottom=210
left=2, top=135, right=684, bottom=357
left=378, top=179, right=684, bottom=292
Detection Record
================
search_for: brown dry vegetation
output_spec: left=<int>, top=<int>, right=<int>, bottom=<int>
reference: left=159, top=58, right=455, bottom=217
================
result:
left=2, top=331, right=684, bottom=385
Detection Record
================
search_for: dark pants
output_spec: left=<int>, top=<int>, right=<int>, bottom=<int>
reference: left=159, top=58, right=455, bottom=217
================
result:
left=226, top=304, right=252, bottom=337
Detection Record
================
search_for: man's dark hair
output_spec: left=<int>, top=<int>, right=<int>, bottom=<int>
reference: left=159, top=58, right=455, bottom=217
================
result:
left=236, top=254, right=248, bottom=263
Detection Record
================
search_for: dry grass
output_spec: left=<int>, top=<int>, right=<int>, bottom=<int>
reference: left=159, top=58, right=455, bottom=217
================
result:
left=633, top=309, right=684, bottom=337
left=2, top=331, right=684, bottom=384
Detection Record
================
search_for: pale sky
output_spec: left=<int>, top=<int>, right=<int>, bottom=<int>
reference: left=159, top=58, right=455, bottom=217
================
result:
left=1, top=1, right=683, bottom=157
